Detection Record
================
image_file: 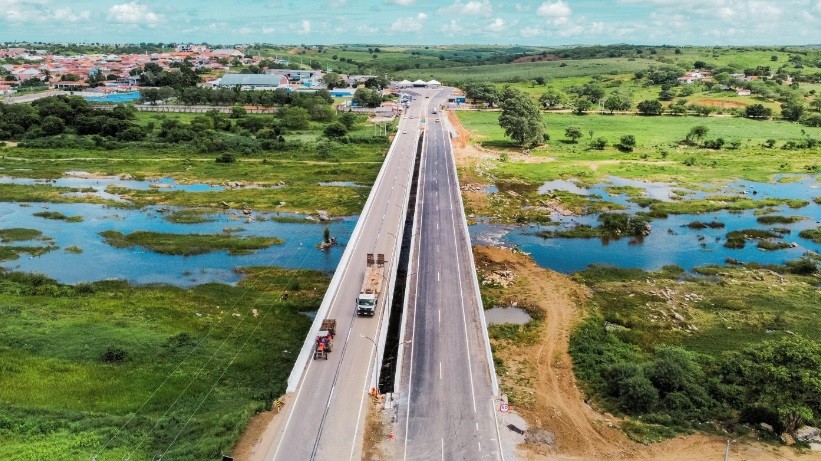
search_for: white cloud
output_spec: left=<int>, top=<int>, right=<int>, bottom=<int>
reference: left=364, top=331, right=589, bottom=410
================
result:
left=107, top=2, right=161, bottom=25
left=328, top=0, right=347, bottom=7
left=442, top=19, right=464, bottom=33
left=1, top=0, right=90, bottom=24
left=357, top=24, right=379, bottom=34
left=385, top=0, right=415, bottom=5
left=485, top=17, right=506, bottom=32
left=390, top=12, right=427, bottom=32
left=520, top=25, right=544, bottom=37
left=294, top=19, right=311, bottom=34
left=537, top=0, right=572, bottom=18
left=52, top=7, right=90, bottom=22
left=439, top=0, right=493, bottom=17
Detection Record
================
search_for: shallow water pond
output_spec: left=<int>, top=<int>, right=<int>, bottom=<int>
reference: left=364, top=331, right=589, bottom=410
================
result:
left=0, top=202, right=354, bottom=286
left=472, top=176, right=821, bottom=273
left=484, top=307, right=533, bottom=325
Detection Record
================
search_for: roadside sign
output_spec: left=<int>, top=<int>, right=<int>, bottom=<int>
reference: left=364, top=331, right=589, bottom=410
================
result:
left=500, top=403, right=509, bottom=413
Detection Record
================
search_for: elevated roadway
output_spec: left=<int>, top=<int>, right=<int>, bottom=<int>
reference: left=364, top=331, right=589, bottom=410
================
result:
left=254, top=92, right=427, bottom=461
left=396, top=89, right=502, bottom=460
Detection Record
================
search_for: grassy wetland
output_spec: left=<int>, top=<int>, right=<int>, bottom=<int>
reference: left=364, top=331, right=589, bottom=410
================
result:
left=0, top=267, right=327, bottom=460
left=0, top=86, right=390, bottom=458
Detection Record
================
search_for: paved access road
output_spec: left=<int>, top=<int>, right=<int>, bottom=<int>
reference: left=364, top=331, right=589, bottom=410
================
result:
left=397, top=89, right=502, bottom=460
left=255, top=93, right=428, bottom=461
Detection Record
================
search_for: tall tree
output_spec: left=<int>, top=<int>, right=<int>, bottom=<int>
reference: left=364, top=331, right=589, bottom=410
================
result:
left=498, top=89, right=546, bottom=146
left=603, top=93, right=632, bottom=114
left=539, top=88, right=567, bottom=109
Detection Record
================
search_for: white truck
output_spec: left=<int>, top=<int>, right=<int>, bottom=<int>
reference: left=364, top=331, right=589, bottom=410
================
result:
left=356, top=253, right=385, bottom=316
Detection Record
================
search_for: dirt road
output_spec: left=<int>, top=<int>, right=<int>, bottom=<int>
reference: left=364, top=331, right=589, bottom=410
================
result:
left=453, top=106, right=821, bottom=461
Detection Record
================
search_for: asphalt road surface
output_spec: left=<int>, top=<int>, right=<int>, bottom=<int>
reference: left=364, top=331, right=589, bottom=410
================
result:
left=397, top=89, right=502, bottom=460
left=256, top=91, right=427, bottom=461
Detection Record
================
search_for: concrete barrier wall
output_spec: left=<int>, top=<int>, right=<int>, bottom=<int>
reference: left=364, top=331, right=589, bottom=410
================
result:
left=443, top=105, right=500, bottom=396
left=285, top=115, right=406, bottom=393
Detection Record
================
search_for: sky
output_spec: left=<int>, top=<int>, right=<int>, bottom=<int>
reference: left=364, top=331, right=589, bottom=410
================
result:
left=1, top=0, right=820, bottom=46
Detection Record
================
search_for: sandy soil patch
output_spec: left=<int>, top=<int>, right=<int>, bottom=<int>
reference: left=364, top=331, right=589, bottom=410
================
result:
left=448, top=111, right=555, bottom=164
left=692, top=98, right=747, bottom=109
left=474, top=245, right=821, bottom=461
left=233, top=394, right=291, bottom=461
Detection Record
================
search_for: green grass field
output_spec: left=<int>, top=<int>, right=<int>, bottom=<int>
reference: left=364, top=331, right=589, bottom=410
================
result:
left=0, top=268, right=325, bottom=460
left=458, top=111, right=820, bottom=187
left=0, top=113, right=388, bottom=215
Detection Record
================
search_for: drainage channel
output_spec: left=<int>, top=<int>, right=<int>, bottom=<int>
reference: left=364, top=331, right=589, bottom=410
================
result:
left=378, top=133, right=423, bottom=394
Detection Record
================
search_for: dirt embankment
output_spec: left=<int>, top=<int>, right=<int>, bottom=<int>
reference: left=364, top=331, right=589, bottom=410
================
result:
left=474, top=245, right=819, bottom=461
left=455, top=108, right=818, bottom=461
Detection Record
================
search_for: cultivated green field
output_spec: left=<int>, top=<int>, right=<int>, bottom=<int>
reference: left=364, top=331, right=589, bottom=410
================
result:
left=0, top=268, right=325, bottom=460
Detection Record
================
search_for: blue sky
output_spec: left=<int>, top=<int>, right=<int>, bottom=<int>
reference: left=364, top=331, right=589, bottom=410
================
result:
left=1, top=0, right=820, bottom=45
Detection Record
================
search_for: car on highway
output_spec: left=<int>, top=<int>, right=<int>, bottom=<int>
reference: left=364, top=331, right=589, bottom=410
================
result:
left=402, top=130, right=407, bottom=134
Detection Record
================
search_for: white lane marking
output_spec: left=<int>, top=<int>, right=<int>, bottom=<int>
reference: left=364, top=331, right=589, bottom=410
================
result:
left=403, top=103, right=429, bottom=461
left=441, top=438, right=445, bottom=461
left=439, top=361, right=442, bottom=380
left=476, top=422, right=479, bottom=431
left=438, top=309, right=441, bottom=324
left=443, top=121, right=479, bottom=414
left=437, top=271, right=440, bottom=282
left=478, top=442, right=482, bottom=452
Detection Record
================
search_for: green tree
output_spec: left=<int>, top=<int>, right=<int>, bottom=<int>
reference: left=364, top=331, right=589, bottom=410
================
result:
left=617, top=134, right=636, bottom=152
left=658, top=85, right=676, bottom=101
left=498, top=89, right=546, bottom=146
left=719, top=337, right=821, bottom=439
left=323, top=72, right=344, bottom=89
left=465, top=83, right=500, bottom=107
left=230, top=105, right=247, bottom=118
left=573, top=97, right=593, bottom=115
left=780, top=100, right=804, bottom=121
left=278, top=106, right=310, bottom=130
left=338, top=112, right=357, bottom=129
left=565, top=126, right=583, bottom=143
left=637, top=99, right=663, bottom=116
left=603, top=93, right=632, bottom=114
left=685, top=125, right=709, bottom=144
left=40, top=115, right=65, bottom=136
left=590, top=137, right=608, bottom=150
left=323, top=122, right=348, bottom=138
left=352, top=88, right=382, bottom=108
left=539, top=88, right=567, bottom=109
left=745, top=103, right=773, bottom=119
left=617, top=374, right=658, bottom=414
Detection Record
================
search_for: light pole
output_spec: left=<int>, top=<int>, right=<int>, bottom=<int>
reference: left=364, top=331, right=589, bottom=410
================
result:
left=360, top=334, right=379, bottom=392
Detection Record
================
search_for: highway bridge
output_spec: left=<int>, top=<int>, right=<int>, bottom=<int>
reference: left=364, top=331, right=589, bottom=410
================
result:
left=252, top=88, right=501, bottom=460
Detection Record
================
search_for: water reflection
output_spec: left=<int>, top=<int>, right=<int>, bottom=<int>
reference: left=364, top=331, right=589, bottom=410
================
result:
left=473, top=176, right=820, bottom=273
left=0, top=202, right=354, bottom=286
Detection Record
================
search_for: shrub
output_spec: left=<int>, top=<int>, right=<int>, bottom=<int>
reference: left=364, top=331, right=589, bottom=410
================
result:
left=323, top=122, right=348, bottom=138
left=590, top=137, right=608, bottom=150
left=100, top=346, right=128, bottom=363
left=618, top=374, right=659, bottom=414
left=784, top=257, right=818, bottom=275
left=617, top=134, right=636, bottom=152
left=215, top=152, right=236, bottom=163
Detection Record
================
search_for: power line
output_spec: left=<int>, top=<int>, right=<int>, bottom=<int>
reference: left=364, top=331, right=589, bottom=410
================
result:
left=92, top=240, right=308, bottom=460
left=158, top=250, right=315, bottom=459
left=121, top=251, right=311, bottom=460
